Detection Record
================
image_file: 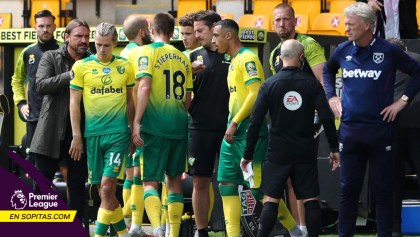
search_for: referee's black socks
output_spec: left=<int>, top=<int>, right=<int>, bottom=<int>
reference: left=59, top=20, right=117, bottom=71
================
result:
left=257, top=201, right=278, bottom=237
left=304, top=199, right=321, bottom=237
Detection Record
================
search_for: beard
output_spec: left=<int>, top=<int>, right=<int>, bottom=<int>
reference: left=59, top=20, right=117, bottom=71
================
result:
left=142, top=35, right=152, bottom=45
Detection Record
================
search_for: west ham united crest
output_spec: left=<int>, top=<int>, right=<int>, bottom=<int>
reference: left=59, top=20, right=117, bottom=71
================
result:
left=373, top=52, right=384, bottom=64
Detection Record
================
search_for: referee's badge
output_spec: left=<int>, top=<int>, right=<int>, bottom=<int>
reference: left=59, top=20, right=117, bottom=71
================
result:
left=275, top=55, right=280, bottom=66
left=373, top=52, right=384, bottom=64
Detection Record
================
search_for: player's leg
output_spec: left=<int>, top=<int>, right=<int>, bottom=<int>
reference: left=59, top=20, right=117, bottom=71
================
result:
left=102, top=133, right=130, bottom=237
left=140, top=133, right=169, bottom=237
left=122, top=154, right=134, bottom=224
left=218, top=139, right=246, bottom=237
left=189, top=130, right=223, bottom=237
left=258, top=160, right=290, bottom=237
left=293, top=163, right=321, bottom=237
left=130, top=147, right=146, bottom=235
left=165, top=137, right=188, bottom=237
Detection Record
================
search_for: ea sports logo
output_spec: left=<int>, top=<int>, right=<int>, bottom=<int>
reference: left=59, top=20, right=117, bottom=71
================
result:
left=10, top=190, right=27, bottom=210
left=283, top=91, right=302, bottom=111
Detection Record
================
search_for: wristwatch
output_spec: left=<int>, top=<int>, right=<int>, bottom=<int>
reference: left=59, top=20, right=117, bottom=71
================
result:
left=401, top=95, right=409, bottom=102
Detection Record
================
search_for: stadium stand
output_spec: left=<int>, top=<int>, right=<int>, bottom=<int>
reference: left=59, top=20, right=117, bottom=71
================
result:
left=290, top=0, right=321, bottom=29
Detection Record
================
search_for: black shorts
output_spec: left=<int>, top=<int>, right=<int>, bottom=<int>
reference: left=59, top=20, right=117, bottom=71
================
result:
left=260, top=160, right=319, bottom=200
left=188, top=129, right=225, bottom=177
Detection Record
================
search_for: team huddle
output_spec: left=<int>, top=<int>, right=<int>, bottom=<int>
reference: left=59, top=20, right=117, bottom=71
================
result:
left=11, top=2, right=420, bottom=237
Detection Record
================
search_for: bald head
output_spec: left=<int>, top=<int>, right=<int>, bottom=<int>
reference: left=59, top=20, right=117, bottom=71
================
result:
left=123, top=15, right=149, bottom=40
left=280, top=39, right=304, bottom=66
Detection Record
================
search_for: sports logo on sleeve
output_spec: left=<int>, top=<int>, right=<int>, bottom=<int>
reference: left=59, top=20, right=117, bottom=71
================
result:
left=197, top=55, right=204, bottom=63
left=373, top=52, right=384, bottom=64
left=138, top=56, right=149, bottom=70
left=283, top=91, right=302, bottom=111
left=245, top=61, right=258, bottom=77
left=28, top=54, right=35, bottom=64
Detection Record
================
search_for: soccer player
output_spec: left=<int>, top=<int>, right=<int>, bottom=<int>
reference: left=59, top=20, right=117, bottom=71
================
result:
left=188, top=10, right=230, bottom=237
left=11, top=10, right=59, bottom=156
left=179, top=12, right=200, bottom=55
left=120, top=14, right=151, bottom=235
left=241, top=39, right=340, bottom=237
left=213, top=19, right=303, bottom=237
left=323, top=3, right=420, bottom=236
left=31, top=18, right=90, bottom=223
left=212, top=19, right=268, bottom=237
left=132, top=13, right=192, bottom=237
left=69, top=22, right=135, bottom=237
left=270, top=4, right=327, bottom=231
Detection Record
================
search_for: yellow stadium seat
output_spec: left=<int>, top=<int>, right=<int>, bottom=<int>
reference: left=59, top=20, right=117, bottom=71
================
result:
left=0, top=13, right=12, bottom=28
left=253, top=0, right=280, bottom=32
left=329, top=0, right=355, bottom=13
left=417, top=1, right=420, bottom=32
left=291, top=0, right=321, bottom=29
left=238, top=14, right=270, bottom=30
left=294, top=13, right=309, bottom=34
left=178, top=0, right=208, bottom=19
left=30, top=0, right=60, bottom=27
left=307, top=13, right=346, bottom=36
left=219, top=13, right=234, bottom=20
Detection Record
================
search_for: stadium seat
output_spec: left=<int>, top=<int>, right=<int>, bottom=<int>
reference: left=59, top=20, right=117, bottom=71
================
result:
left=220, top=13, right=234, bottom=20
left=0, top=13, right=12, bottom=28
left=329, top=0, right=355, bottom=13
left=291, top=0, right=321, bottom=29
left=178, top=0, right=208, bottom=19
left=30, top=0, right=60, bottom=27
left=294, top=13, right=309, bottom=34
left=253, top=0, right=280, bottom=32
left=238, top=14, right=270, bottom=30
left=307, top=13, right=346, bottom=36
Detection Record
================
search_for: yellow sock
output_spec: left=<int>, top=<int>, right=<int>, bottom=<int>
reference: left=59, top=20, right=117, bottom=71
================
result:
left=111, top=205, right=128, bottom=236
left=278, top=199, right=298, bottom=231
left=219, top=184, right=241, bottom=237
left=123, top=179, right=133, bottom=217
left=144, top=189, right=162, bottom=228
left=161, top=184, right=168, bottom=227
left=131, top=184, right=145, bottom=226
left=208, top=182, right=214, bottom=221
left=96, top=208, right=113, bottom=237
left=168, top=193, right=184, bottom=237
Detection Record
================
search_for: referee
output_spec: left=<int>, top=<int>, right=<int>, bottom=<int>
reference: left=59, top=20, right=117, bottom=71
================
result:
left=241, top=39, right=340, bottom=237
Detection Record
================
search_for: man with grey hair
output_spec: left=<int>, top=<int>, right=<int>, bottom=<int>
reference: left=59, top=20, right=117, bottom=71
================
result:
left=241, top=39, right=339, bottom=237
left=70, top=22, right=135, bottom=237
left=323, top=2, right=420, bottom=236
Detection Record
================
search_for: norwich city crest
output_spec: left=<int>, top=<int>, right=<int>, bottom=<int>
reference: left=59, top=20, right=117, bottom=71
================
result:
left=117, top=66, right=125, bottom=74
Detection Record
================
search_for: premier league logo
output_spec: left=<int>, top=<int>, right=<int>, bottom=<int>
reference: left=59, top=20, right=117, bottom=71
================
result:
left=373, top=52, right=384, bottom=64
left=10, top=190, right=27, bottom=210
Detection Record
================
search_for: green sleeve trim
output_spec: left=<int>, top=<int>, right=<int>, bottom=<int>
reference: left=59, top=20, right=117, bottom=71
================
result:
left=144, top=189, right=160, bottom=199
left=186, top=88, right=193, bottom=92
left=127, top=83, right=135, bottom=88
left=245, top=78, right=261, bottom=85
left=70, top=84, right=83, bottom=91
left=136, top=72, right=152, bottom=80
left=168, top=193, right=184, bottom=204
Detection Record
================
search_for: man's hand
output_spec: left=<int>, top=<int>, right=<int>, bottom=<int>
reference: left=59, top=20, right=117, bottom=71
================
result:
left=240, top=158, right=252, bottom=174
left=328, top=96, right=342, bottom=118
left=224, top=122, right=238, bottom=144
left=380, top=99, right=407, bottom=122
left=329, top=152, right=340, bottom=171
left=192, top=61, right=206, bottom=74
left=69, top=135, right=84, bottom=161
left=20, top=104, right=30, bottom=120
left=132, top=123, right=144, bottom=147
left=367, top=0, right=383, bottom=12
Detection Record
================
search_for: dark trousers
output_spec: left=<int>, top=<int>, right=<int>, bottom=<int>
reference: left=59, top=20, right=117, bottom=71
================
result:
left=338, top=123, right=395, bottom=237
left=32, top=139, right=87, bottom=221
left=392, top=128, right=420, bottom=232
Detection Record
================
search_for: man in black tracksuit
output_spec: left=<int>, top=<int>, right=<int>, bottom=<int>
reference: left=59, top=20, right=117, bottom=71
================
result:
left=241, top=39, right=340, bottom=237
